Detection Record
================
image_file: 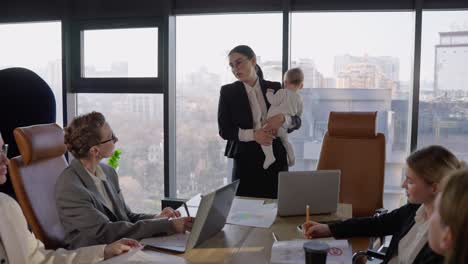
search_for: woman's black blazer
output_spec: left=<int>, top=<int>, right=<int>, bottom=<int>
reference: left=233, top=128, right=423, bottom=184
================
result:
left=329, top=203, right=444, bottom=264
left=218, top=79, right=287, bottom=158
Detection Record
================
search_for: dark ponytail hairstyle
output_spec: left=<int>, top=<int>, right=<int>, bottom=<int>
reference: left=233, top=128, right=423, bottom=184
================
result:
left=255, top=65, right=264, bottom=80
left=228, top=45, right=263, bottom=80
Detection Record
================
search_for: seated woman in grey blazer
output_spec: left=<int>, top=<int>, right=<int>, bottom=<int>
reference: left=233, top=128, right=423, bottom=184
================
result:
left=56, top=111, right=192, bottom=249
left=0, top=132, right=140, bottom=264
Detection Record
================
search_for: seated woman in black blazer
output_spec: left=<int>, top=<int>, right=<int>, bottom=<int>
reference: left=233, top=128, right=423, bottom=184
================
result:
left=428, top=167, right=468, bottom=264
left=217, top=45, right=301, bottom=199
left=303, top=145, right=464, bottom=264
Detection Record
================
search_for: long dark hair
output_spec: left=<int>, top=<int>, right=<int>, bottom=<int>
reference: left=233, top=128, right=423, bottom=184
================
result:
left=228, top=45, right=264, bottom=79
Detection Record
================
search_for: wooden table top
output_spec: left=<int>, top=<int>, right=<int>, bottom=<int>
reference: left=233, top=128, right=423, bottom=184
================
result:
left=145, top=202, right=361, bottom=264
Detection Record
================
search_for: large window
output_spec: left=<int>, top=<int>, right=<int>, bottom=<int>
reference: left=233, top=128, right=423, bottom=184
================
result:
left=77, top=94, right=164, bottom=213
left=418, top=11, right=468, bottom=162
left=290, top=12, right=415, bottom=209
left=83, top=28, right=158, bottom=78
left=70, top=21, right=163, bottom=93
left=0, top=21, right=63, bottom=125
left=175, top=13, right=283, bottom=198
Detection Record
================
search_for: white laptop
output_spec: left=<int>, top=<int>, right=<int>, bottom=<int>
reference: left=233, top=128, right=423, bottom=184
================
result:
left=141, top=180, right=239, bottom=252
left=277, top=170, right=340, bottom=216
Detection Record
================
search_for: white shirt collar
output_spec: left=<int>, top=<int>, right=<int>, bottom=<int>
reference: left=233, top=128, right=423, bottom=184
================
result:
left=414, top=204, right=428, bottom=225
left=243, top=76, right=260, bottom=93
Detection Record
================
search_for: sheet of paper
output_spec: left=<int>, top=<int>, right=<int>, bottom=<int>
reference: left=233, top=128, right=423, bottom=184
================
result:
left=186, top=193, right=202, bottom=207
left=227, top=199, right=277, bottom=228
left=179, top=206, right=198, bottom=217
left=270, top=239, right=352, bottom=264
left=178, top=193, right=202, bottom=217
left=231, top=198, right=264, bottom=209
left=140, top=233, right=189, bottom=248
left=99, top=246, right=187, bottom=264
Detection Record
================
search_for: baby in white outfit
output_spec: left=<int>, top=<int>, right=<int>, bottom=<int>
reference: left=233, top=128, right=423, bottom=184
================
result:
left=262, top=68, right=304, bottom=169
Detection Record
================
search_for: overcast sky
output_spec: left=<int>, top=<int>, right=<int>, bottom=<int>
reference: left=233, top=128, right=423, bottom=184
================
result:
left=1, top=11, right=467, bottom=84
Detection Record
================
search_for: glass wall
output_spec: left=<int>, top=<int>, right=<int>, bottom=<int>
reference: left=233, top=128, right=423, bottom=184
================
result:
left=175, top=13, right=283, bottom=198
left=290, top=12, right=415, bottom=209
left=418, top=11, right=468, bottom=162
left=83, top=27, right=159, bottom=78
left=0, top=21, right=63, bottom=125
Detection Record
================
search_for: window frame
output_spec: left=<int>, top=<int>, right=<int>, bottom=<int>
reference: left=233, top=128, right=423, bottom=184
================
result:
left=69, top=18, right=166, bottom=94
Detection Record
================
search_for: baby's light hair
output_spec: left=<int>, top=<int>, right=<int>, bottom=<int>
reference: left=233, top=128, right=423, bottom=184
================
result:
left=284, top=67, right=304, bottom=86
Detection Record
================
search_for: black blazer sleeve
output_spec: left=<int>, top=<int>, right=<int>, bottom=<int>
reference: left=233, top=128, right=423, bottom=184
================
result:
left=329, top=203, right=420, bottom=239
left=218, top=84, right=239, bottom=141
left=287, top=115, right=302, bottom=133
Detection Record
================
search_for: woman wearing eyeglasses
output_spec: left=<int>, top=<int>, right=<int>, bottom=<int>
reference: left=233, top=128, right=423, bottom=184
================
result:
left=55, top=111, right=193, bottom=249
left=218, top=45, right=301, bottom=198
left=0, top=133, right=142, bottom=264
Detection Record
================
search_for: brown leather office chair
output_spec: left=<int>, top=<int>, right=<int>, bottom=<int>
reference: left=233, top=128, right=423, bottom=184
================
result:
left=317, top=112, right=385, bottom=218
left=8, top=123, right=67, bottom=249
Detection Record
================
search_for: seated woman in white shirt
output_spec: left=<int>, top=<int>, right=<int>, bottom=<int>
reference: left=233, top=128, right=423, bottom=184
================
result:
left=0, top=132, right=140, bottom=264
left=302, top=145, right=464, bottom=264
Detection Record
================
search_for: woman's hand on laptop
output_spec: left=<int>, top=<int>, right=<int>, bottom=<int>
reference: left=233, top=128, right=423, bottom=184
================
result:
left=170, top=217, right=194, bottom=233
left=156, top=207, right=181, bottom=218
left=302, top=221, right=332, bottom=239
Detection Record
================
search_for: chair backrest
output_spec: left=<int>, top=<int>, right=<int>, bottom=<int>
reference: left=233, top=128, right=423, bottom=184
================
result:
left=317, top=112, right=385, bottom=217
left=0, top=67, right=56, bottom=199
left=8, top=123, right=67, bottom=249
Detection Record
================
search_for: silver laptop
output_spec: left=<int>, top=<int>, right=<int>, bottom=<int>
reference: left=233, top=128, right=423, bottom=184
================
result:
left=141, top=180, right=239, bottom=252
left=277, top=170, right=340, bottom=216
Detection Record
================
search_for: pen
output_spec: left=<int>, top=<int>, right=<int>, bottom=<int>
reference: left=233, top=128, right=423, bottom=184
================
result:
left=306, top=205, right=310, bottom=224
left=183, top=202, right=191, bottom=218
left=272, top=232, right=279, bottom=242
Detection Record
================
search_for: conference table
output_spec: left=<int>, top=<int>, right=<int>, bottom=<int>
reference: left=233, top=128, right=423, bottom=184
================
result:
left=144, top=199, right=368, bottom=264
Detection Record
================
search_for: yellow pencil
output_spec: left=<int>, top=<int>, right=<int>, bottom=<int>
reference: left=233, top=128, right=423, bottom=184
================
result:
left=306, top=205, right=310, bottom=223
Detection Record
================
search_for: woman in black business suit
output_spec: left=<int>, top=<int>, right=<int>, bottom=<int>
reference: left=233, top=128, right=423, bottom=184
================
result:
left=302, top=145, right=464, bottom=264
left=217, top=45, right=300, bottom=199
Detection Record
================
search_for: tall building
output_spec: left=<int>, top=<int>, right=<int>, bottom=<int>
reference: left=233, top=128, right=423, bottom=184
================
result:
left=334, top=54, right=400, bottom=82
left=336, top=62, right=396, bottom=90
left=434, top=31, right=468, bottom=96
left=291, top=58, right=324, bottom=88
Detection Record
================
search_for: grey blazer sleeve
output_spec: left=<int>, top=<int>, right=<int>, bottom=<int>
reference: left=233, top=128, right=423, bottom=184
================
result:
left=122, top=195, right=155, bottom=223
left=105, top=166, right=155, bottom=223
left=56, top=170, right=174, bottom=249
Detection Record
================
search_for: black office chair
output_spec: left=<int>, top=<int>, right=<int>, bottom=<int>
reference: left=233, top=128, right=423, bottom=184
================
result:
left=0, top=67, right=56, bottom=200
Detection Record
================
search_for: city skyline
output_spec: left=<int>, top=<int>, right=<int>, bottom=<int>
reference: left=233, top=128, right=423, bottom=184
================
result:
left=1, top=11, right=467, bottom=82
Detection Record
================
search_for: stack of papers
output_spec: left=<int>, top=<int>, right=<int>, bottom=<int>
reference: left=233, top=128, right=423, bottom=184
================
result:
left=226, top=198, right=277, bottom=228
left=270, top=239, right=352, bottom=264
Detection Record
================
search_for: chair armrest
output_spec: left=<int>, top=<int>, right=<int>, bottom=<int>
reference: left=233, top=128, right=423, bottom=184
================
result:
left=369, top=208, right=389, bottom=249
left=366, top=249, right=386, bottom=259
left=161, top=197, right=188, bottom=210
left=375, top=208, right=388, bottom=216
left=352, top=249, right=386, bottom=263
left=352, top=251, right=368, bottom=263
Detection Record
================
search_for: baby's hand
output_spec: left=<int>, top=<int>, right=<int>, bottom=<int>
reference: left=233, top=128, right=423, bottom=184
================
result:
left=267, top=89, right=275, bottom=94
